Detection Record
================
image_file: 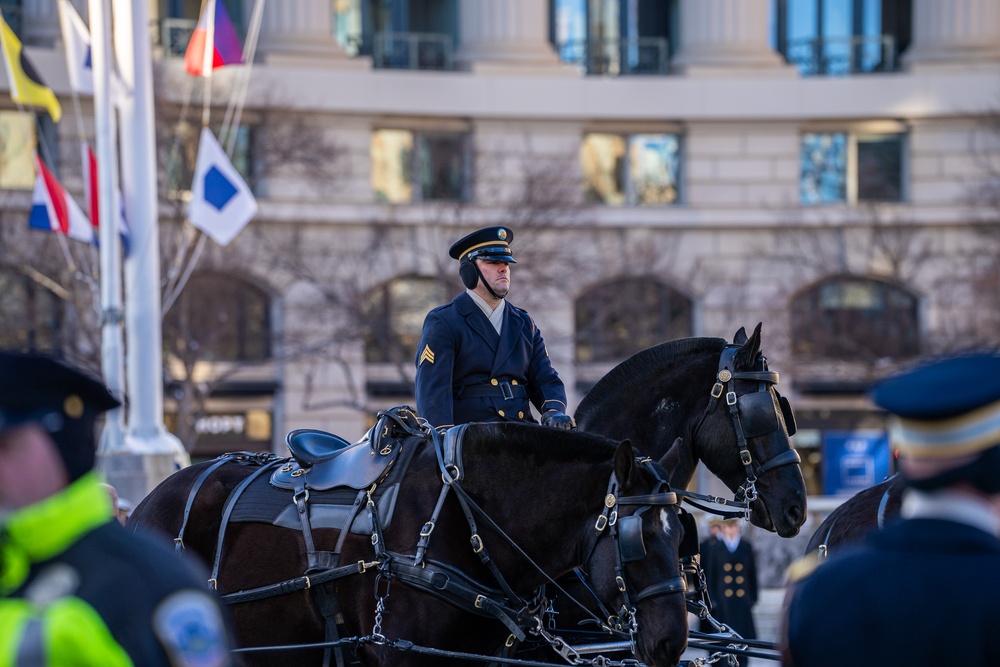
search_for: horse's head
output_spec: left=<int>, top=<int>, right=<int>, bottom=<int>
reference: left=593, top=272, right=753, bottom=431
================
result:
left=577, top=441, right=690, bottom=667
left=689, top=324, right=807, bottom=537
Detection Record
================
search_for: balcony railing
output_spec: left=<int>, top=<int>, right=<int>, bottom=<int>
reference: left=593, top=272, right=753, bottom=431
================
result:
left=556, top=37, right=669, bottom=76
left=785, top=35, right=897, bottom=76
left=373, top=32, right=453, bottom=71
left=158, top=18, right=197, bottom=58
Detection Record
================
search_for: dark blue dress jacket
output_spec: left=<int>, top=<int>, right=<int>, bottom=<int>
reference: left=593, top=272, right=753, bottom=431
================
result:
left=783, top=517, right=1000, bottom=666
left=414, top=292, right=568, bottom=428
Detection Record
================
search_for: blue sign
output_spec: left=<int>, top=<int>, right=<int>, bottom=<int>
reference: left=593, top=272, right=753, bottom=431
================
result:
left=823, top=430, right=891, bottom=496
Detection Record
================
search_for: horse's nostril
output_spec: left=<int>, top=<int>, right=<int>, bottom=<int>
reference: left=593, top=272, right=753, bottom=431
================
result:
left=786, top=503, right=805, bottom=526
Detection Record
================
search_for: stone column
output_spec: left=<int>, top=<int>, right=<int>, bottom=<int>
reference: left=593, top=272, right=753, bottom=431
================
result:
left=22, top=0, right=60, bottom=47
left=249, top=0, right=363, bottom=67
left=672, top=0, right=793, bottom=76
left=904, top=0, right=1000, bottom=69
left=454, top=0, right=572, bottom=74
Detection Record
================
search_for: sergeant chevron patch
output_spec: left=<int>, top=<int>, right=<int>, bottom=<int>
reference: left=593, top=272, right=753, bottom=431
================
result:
left=419, top=344, right=435, bottom=365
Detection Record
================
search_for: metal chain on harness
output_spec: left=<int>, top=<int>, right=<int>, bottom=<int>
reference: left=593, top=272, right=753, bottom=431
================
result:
left=371, top=573, right=391, bottom=645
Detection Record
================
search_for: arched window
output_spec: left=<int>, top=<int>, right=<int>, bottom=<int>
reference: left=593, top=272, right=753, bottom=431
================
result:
left=791, top=276, right=919, bottom=361
left=365, top=276, right=449, bottom=364
left=0, top=269, right=64, bottom=353
left=575, top=277, right=693, bottom=363
left=163, top=272, right=271, bottom=362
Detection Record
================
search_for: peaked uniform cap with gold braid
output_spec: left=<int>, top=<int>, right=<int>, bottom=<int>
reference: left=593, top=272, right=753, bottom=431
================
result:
left=871, top=353, right=1000, bottom=458
left=448, top=226, right=516, bottom=263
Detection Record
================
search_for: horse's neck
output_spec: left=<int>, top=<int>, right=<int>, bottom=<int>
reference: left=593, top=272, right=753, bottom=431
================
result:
left=664, top=434, right=699, bottom=489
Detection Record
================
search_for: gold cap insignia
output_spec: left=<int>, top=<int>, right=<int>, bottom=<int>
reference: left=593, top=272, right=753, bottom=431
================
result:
left=419, top=345, right=435, bottom=366
left=498, top=229, right=507, bottom=240
left=64, top=395, right=84, bottom=419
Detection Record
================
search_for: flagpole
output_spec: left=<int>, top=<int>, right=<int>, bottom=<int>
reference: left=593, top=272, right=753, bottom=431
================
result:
left=85, top=0, right=127, bottom=462
left=107, top=0, right=188, bottom=504
left=201, top=0, right=215, bottom=127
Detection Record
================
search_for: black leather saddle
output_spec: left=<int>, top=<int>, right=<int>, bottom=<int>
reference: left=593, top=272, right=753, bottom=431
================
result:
left=270, top=406, right=427, bottom=493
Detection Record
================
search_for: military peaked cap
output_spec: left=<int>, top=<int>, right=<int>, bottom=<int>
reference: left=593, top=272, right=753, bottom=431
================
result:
left=871, top=353, right=1000, bottom=458
left=448, top=226, right=516, bottom=263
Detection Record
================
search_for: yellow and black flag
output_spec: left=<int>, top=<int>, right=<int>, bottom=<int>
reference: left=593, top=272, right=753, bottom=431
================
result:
left=0, top=13, right=62, bottom=122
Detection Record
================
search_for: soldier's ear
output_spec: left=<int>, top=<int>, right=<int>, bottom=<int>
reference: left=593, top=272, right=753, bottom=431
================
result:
left=460, top=261, right=478, bottom=289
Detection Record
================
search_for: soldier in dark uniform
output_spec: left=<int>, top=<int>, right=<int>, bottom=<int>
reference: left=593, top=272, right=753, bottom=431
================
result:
left=0, top=351, right=234, bottom=666
left=414, top=226, right=573, bottom=429
left=703, top=518, right=757, bottom=666
left=782, top=353, right=1000, bottom=667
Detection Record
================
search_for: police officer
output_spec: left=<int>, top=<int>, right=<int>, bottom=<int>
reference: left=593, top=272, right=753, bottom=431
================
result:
left=0, top=351, right=233, bottom=667
left=415, top=226, right=573, bottom=429
left=782, top=353, right=1000, bottom=667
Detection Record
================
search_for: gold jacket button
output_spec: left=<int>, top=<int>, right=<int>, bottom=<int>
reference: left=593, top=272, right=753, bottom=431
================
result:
left=724, top=576, right=733, bottom=584
left=498, top=410, right=505, bottom=417
left=724, top=589, right=734, bottom=597
left=511, top=379, right=518, bottom=385
left=518, top=412, right=524, bottom=419
left=491, top=378, right=498, bottom=386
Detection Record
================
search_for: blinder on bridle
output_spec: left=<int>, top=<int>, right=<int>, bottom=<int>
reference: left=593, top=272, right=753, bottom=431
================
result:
left=694, top=344, right=801, bottom=510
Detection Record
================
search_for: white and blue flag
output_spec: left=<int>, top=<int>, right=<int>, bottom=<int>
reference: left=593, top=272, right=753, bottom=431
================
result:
left=59, top=0, right=93, bottom=95
left=188, top=127, right=257, bottom=246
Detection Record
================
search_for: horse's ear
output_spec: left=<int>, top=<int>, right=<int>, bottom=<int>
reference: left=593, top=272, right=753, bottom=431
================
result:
left=734, top=322, right=763, bottom=369
left=733, top=326, right=748, bottom=345
left=661, top=437, right=691, bottom=485
left=614, top=440, right=637, bottom=489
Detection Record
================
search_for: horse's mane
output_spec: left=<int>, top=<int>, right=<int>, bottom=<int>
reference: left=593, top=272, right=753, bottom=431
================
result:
left=576, top=337, right=726, bottom=418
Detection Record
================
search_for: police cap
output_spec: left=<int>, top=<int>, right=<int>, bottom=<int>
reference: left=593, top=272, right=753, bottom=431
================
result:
left=448, top=226, right=516, bottom=263
left=871, top=353, right=1000, bottom=459
left=0, top=350, right=120, bottom=481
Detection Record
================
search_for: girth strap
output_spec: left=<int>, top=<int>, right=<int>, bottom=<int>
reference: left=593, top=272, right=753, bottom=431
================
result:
left=175, top=455, right=235, bottom=553
left=209, top=459, right=285, bottom=589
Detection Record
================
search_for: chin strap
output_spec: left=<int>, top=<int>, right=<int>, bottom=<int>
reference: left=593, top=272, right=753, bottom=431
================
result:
left=471, top=261, right=503, bottom=300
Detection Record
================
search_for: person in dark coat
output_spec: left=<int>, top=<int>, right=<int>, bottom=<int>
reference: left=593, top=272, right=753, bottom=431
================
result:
left=703, top=518, right=757, bottom=665
left=697, top=518, right=723, bottom=633
left=414, top=226, right=572, bottom=429
left=782, top=353, right=1000, bottom=667
left=0, top=351, right=234, bottom=666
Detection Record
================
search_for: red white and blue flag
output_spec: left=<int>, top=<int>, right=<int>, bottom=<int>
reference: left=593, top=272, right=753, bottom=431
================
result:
left=83, top=144, right=132, bottom=255
left=184, top=0, right=243, bottom=77
left=29, top=154, right=95, bottom=244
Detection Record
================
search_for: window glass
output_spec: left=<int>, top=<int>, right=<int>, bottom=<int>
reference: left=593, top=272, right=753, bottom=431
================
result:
left=801, top=132, right=847, bottom=204
left=776, top=0, right=892, bottom=75
left=0, top=111, right=36, bottom=190
left=333, top=0, right=363, bottom=55
left=857, top=134, right=902, bottom=202
left=792, top=277, right=919, bottom=360
left=0, top=270, right=62, bottom=353
left=372, top=130, right=467, bottom=203
left=365, top=277, right=448, bottom=364
left=575, top=278, right=693, bottom=363
left=628, top=134, right=680, bottom=205
left=417, top=133, right=466, bottom=202
left=372, top=129, right=414, bottom=203
left=163, top=273, right=271, bottom=362
left=581, top=133, right=626, bottom=205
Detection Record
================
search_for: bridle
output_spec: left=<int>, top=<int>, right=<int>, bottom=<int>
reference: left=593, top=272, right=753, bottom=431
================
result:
left=582, top=457, right=686, bottom=653
left=687, top=344, right=801, bottom=518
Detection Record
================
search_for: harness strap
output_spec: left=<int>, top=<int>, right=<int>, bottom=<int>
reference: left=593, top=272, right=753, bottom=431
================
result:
left=414, top=479, right=452, bottom=567
left=175, top=455, right=234, bottom=553
left=387, top=559, right=528, bottom=642
left=218, top=559, right=379, bottom=605
left=209, top=459, right=285, bottom=589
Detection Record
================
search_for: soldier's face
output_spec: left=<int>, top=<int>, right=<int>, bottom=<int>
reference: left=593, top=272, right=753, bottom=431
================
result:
left=476, top=259, right=510, bottom=297
left=0, top=423, right=70, bottom=517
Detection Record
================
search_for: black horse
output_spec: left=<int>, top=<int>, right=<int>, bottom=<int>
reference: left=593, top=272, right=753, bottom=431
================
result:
left=575, top=323, right=807, bottom=538
left=515, top=324, right=807, bottom=663
left=129, top=420, right=690, bottom=666
left=804, top=475, right=902, bottom=557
